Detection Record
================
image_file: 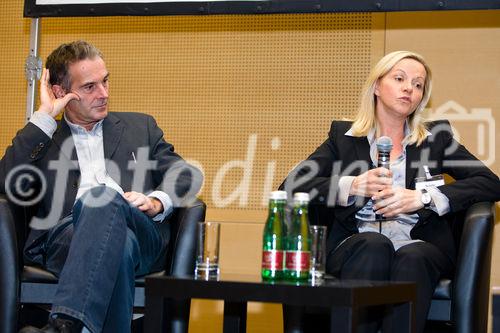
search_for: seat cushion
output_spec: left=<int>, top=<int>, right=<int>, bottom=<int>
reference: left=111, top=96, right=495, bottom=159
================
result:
left=433, top=278, right=452, bottom=299
left=22, top=265, right=166, bottom=285
left=21, top=265, right=166, bottom=307
left=134, top=270, right=165, bottom=286
left=22, top=265, right=58, bottom=283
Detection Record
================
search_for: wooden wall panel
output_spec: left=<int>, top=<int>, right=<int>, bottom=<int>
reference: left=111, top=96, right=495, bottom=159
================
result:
left=1, top=1, right=498, bottom=331
left=0, top=2, right=30, bottom=153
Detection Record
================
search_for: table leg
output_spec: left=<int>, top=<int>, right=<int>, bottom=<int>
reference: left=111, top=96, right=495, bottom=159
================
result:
left=145, top=294, right=164, bottom=332
left=387, top=301, right=415, bottom=333
left=330, top=306, right=356, bottom=333
left=282, top=304, right=305, bottom=333
left=223, top=301, right=247, bottom=333
left=167, top=299, right=191, bottom=333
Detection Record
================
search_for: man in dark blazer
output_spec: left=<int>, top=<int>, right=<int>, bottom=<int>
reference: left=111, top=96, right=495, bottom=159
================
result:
left=0, top=41, right=202, bottom=333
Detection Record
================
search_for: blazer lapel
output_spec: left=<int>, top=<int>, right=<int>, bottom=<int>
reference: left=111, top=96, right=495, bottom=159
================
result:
left=352, top=136, right=372, bottom=167
left=102, top=113, right=124, bottom=159
left=52, top=119, right=78, bottom=165
left=50, top=118, right=80, bottom=214
left=405, top=143, right=421, bottom=189
left=342, top=135, right=371, bottom=218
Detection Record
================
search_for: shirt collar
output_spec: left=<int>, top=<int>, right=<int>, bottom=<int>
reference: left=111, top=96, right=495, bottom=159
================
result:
left=345, top=120, right=432, bottom=146
left=64, top=113, right=104, bottom=136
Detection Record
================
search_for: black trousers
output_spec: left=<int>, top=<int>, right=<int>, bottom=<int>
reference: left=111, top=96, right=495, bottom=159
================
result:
left=326, top=232, right=454, bottom=333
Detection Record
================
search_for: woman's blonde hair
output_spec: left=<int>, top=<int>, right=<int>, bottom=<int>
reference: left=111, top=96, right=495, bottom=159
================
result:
left=350, top=51, right=432, bottom=146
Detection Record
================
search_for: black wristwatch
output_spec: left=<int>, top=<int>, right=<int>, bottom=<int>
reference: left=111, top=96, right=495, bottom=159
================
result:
left=420, top=189, right=432, bottom=208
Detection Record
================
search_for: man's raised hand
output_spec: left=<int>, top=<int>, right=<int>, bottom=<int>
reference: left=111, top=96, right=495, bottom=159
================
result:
left=37, top=68, right=79, bottom=118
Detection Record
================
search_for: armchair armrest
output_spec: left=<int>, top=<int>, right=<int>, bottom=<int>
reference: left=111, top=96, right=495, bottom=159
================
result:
left=453, top=201, right=495, bottom=333
left=167, top=198, right=206, bottom=277
left=0, top=194, right=20, bottom=333
left=159, top=198, right=206, bottom=333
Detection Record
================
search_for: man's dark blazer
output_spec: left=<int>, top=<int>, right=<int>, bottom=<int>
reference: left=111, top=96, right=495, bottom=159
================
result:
left=0, top=112, right=202, bottom=263
left=281, top=120, right=500, bottom=264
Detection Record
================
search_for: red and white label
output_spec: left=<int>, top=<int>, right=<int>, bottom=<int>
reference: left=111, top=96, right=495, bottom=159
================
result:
left=262, top=250, right=284, bottom=270
left=285, top=251, right=310, bottom=271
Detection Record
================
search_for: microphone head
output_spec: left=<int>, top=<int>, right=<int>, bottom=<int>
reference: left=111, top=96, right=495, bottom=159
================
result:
left=376, top=136, right=393, bottom=153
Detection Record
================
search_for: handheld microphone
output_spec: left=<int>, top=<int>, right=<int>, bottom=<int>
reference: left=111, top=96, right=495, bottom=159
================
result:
left=376, top=136, right=393, bottom=170
left=375, top=136, right=392, bottom=224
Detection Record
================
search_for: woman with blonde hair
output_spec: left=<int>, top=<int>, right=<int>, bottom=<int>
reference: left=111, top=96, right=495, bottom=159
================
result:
left=281, top=50, right=500, bottom=332
left=351, top=50, right=432, bottom=146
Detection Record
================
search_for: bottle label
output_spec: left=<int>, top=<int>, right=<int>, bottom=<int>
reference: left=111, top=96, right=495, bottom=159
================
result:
left=285, top=251, right=311, bottom=271
left=262, top=250, right=284, bottom=270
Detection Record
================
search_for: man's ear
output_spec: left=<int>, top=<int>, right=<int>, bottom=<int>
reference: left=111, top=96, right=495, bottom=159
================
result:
left=51, top=85, right=66, bottom=99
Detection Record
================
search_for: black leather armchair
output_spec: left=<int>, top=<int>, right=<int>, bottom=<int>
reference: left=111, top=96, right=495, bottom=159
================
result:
left=427, top=201, right=495, bottom=333
left=0, top=193, right=206, bottom=333
left=301, top=201, right=495, bottom=333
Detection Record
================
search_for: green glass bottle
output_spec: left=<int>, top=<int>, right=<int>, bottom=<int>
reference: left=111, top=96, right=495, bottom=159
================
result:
left=285, top=192, right=311, bottom=281
left=261, top=190, right=287, bottom=280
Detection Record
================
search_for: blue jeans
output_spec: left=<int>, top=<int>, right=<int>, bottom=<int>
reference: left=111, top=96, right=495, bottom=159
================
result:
left=43, top=186, right=169, bottom=333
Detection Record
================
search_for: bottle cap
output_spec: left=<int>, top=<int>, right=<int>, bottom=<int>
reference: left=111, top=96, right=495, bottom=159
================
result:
left=293, top=192, right=310, bottom=203
left=269, top=190, right=287, bottom=200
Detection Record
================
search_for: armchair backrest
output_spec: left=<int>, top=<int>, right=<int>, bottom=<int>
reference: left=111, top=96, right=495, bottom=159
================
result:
left=453, top=201, right=495, bottom=332
left=0, top=195, right=20, bottom=333
left=1, top=200, right=34, bottom=270
left=444, top=206, right=474, bottom=258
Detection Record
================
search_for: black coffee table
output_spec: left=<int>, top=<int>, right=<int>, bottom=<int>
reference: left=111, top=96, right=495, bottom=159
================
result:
left=144, top=273, right=416, bottom=333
